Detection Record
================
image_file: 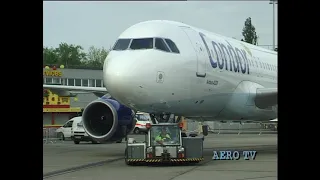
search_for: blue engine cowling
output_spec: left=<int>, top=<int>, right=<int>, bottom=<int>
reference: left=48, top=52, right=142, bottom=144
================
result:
left=82, top=96, right=135, bottom=143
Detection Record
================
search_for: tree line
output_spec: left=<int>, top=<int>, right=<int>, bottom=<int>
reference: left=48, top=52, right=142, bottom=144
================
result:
left=43, top=17, right=274, bottom=70
left=43, top=43, right=109, bottom=70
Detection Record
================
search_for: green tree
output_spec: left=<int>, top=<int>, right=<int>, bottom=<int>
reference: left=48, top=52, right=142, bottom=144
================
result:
left=84, top=46, right=109, bottom=68
left=43, top=43, right=111, bottom=69
left=242, top=17, right=258, bottom=45
left=43, top=47, right=59, bottom=65
left=54, top=43, right=87, bottom=67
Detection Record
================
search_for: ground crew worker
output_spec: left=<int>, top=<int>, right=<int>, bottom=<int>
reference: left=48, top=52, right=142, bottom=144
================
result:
left=155, top=128, right=171, bottom=145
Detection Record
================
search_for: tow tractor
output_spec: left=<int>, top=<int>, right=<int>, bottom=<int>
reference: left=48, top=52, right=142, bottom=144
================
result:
left=124, top=122, right=208, bottom=165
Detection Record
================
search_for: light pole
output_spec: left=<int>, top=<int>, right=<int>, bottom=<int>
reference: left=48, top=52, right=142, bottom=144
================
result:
left=269, top=0, right=277, bottom=51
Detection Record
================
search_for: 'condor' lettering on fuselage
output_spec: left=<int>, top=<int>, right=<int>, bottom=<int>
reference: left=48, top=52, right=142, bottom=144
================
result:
left=199, top=32, right=250, bottom=74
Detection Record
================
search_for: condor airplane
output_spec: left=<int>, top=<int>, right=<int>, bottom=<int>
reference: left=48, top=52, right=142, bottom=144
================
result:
left=43, top=20, right=277, bottom=143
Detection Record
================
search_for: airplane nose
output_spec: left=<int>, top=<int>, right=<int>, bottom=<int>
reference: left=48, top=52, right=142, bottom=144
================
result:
left=103, top=55, right=137, bottom=102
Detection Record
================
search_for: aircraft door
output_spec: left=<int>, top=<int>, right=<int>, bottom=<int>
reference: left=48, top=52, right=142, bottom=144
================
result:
left=181, top=27, right=207, bottom=78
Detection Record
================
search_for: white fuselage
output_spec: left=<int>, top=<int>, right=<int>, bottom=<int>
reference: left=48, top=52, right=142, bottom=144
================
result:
left=103, top=20, right=277, bottom=121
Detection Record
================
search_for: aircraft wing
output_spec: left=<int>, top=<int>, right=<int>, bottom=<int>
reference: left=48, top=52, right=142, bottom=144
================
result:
left=254, top=88, right=277, bottom=109
left=43, top=84, right=108, bottom=97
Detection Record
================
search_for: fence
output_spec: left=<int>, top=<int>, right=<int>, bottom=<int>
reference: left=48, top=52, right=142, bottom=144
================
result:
left=258, top=45, right=278, bottom=51
left=184, top=120, right=277, bottom=135
left=43, top=127, right=63, bottom=144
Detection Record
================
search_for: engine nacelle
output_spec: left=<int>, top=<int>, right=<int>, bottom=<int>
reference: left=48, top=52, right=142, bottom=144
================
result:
left=82, top=96, right=135, bottom=143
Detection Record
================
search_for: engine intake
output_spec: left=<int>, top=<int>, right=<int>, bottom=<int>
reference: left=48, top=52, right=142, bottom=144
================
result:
left=82, top=97, right=134, bottom=142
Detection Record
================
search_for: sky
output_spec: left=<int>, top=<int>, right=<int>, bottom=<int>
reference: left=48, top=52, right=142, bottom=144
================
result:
left=43, top=1, right=278, bottom=51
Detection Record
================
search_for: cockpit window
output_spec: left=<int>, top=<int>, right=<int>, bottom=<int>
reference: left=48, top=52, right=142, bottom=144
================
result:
left=155, top=38, right=170, bottom=52
left=165, top=39, right=180, bottom=53
left=112, top=39, right=131, bottom=51
left=130, top=38, right=153, bottom=50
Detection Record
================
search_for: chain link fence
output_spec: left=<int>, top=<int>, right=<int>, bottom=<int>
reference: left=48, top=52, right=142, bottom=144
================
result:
left=43, top=127, right=64, bottom=144
left=258, top=45, right=278, bottom=51
left=184, top=119, right=277, bottom=135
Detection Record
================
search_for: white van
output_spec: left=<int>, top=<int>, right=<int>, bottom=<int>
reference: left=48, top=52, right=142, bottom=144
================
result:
left=56, top=118, right=74, bottom=140
left=56, top=116, right=96, bottom=144
left=70, top=116, right=97, bottom=144
left=133, top=112, right=152, bottom=134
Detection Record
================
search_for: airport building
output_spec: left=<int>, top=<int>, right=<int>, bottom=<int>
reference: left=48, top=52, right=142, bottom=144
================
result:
left=43, top=65, right=103, bottom=127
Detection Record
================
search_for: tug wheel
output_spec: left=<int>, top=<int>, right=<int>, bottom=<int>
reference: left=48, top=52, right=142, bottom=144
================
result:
left=125, top=148, right=133, bottom=166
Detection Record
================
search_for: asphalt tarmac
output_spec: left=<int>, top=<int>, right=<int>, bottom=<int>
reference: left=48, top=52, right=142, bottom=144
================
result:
left=43, top=134, right=277, bottom=180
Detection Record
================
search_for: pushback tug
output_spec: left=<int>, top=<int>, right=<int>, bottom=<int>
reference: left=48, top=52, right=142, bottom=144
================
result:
left=124, top=122, right=209, bottom=165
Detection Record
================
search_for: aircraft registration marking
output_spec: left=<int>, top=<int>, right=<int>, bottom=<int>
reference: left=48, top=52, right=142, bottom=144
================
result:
left=207, top=80, right=218, bottom=85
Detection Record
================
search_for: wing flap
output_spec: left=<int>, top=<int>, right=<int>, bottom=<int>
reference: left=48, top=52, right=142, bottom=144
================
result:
left=255, top=88, right=277, bottom=109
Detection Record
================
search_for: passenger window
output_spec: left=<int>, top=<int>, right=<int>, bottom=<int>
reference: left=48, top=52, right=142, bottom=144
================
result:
left=155, top=38, right=170, bottom=52
left=64, top=121, right=73, bottom=128
left=130, top=38, right=153, bottom=50
left=113, top=39, right=131, bottom=51
left=165, top=39, right=180, bottom=53
left=68, top=121, right=73, bottom=127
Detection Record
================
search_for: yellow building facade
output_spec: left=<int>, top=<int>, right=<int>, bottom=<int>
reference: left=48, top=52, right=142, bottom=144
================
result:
left=43, top=66, right=82, bottom=127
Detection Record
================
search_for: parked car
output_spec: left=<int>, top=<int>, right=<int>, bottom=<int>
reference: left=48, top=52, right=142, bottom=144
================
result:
left=56, top=116, right=97, bottom=144
left=133, top=112, right=152, bottom=134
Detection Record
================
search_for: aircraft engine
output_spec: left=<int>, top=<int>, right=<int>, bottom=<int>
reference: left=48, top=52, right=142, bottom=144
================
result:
left=82, top=96, right=135, bottom=143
